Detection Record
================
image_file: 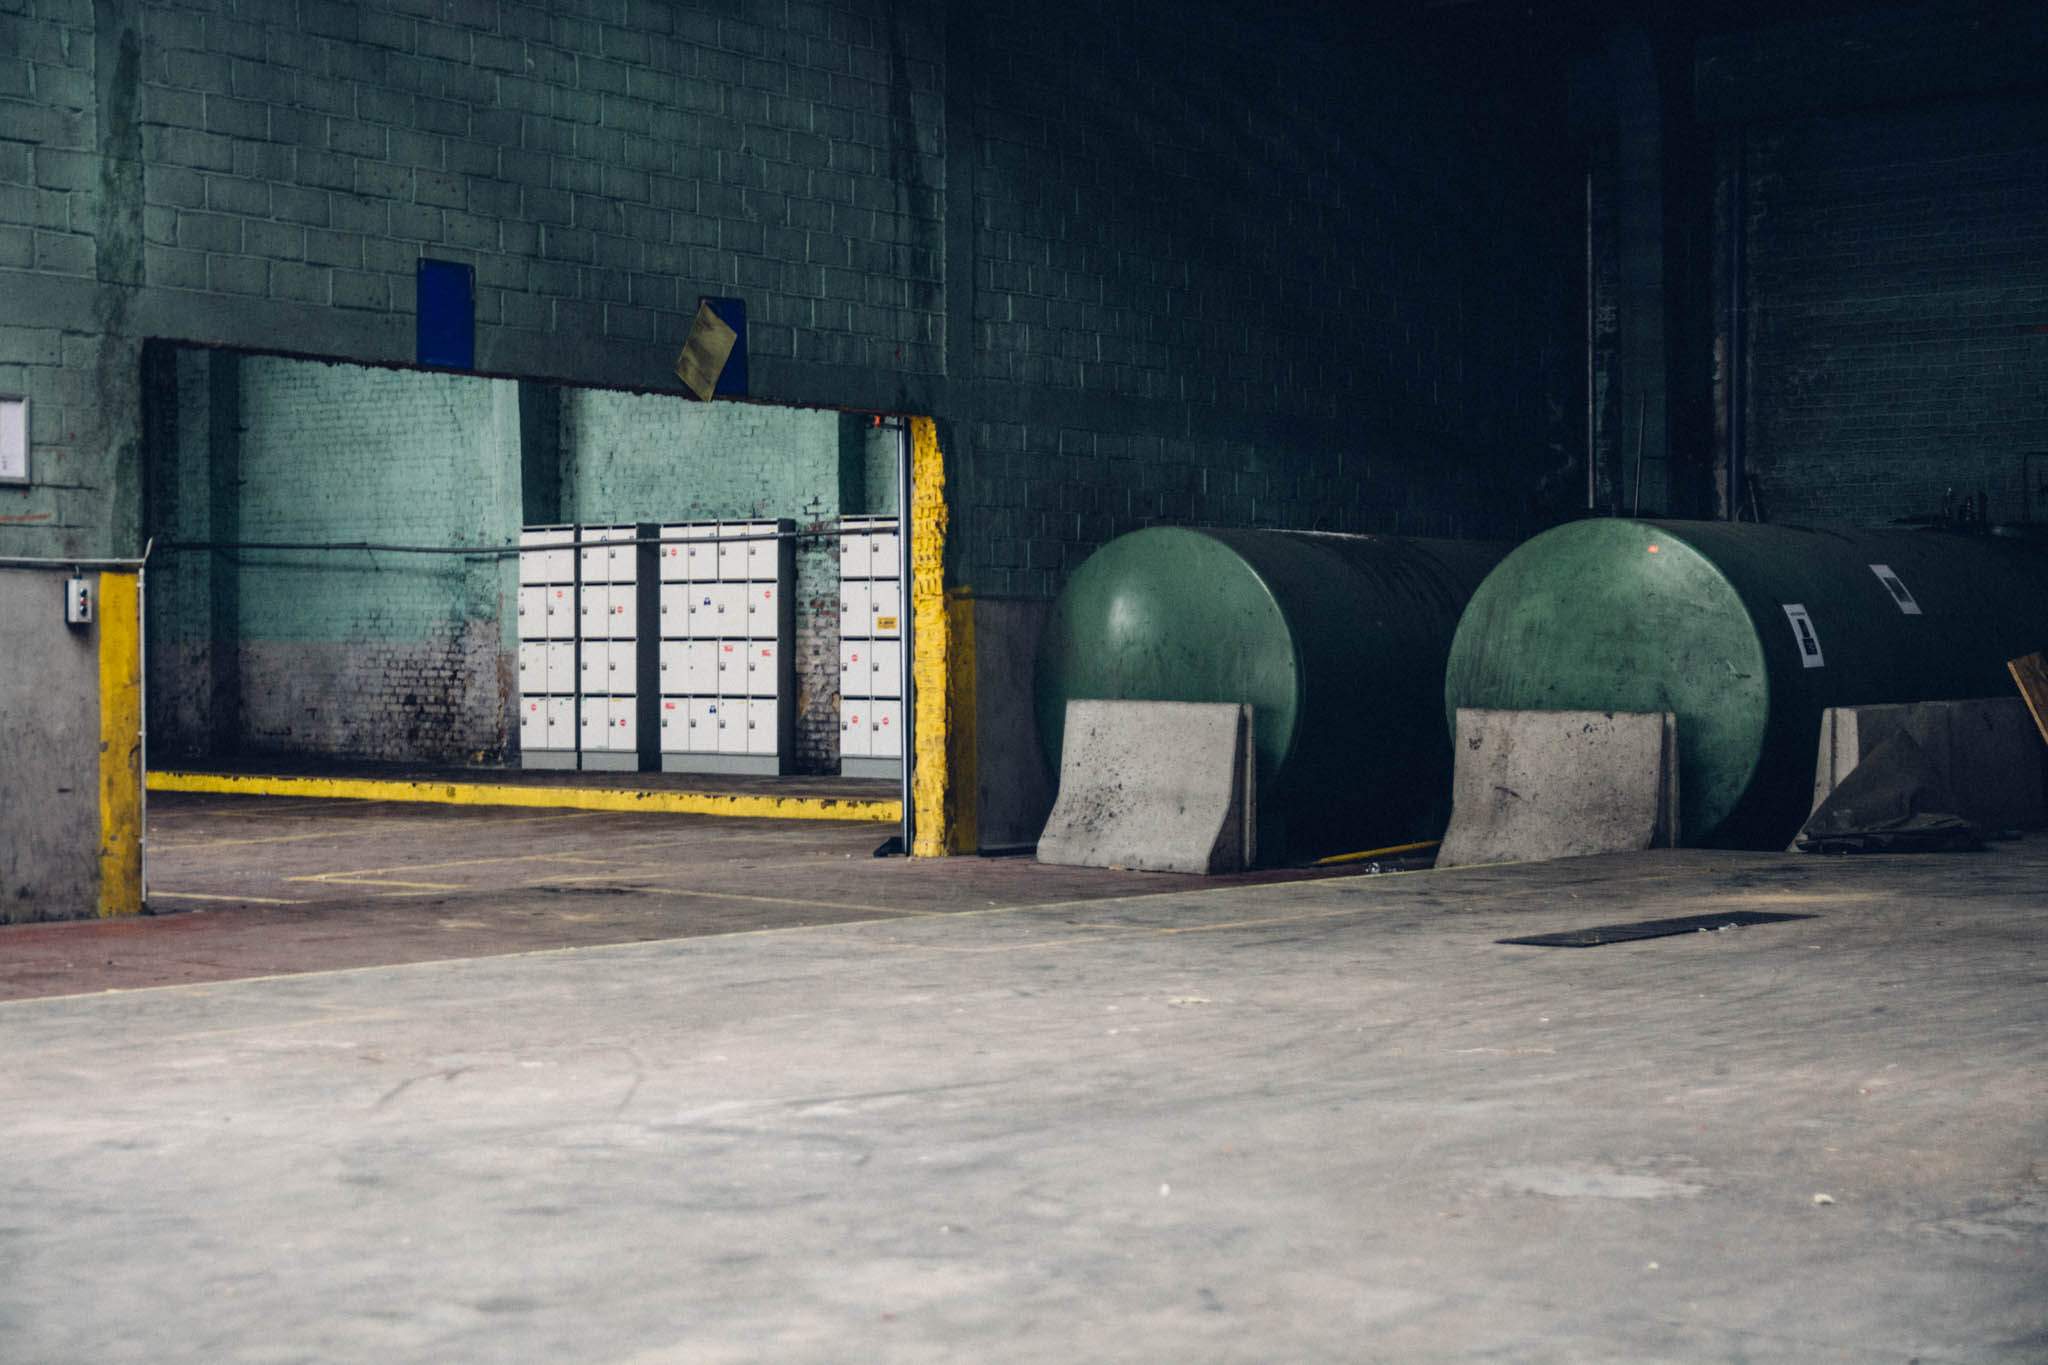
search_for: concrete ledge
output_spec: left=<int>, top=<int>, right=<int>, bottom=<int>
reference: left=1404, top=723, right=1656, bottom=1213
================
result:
left=147, top=771, right=901, bottom=823
left=1037, top=700, right=1255, bottom=875
left=1437, top=708, right=1678, bottom=868
left=1808, top=698, right=2047, bottom=834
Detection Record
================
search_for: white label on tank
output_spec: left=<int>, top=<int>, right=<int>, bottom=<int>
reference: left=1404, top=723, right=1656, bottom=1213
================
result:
left=1782, top=604, right=1825, bottom=668
left=1867, top=564, right=1921, bottom=615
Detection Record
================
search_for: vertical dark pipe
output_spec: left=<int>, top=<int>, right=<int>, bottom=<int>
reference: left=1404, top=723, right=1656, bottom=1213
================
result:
left=1585, top=169, right=1597, bottom=512
left=1726, top=127, right=1746, bottom=520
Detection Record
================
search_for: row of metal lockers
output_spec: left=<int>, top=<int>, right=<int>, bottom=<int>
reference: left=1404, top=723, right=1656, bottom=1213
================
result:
left=514, top=518, right=905, bottom=777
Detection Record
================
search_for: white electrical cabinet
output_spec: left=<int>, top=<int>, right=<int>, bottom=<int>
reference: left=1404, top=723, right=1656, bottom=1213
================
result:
left=838, top=515, right=904, bottom=778
left=576, top=523, right=655, bottom=771
left=657, top=519, right=795, bottom=775
left=515, top=525, right=580, bottom=769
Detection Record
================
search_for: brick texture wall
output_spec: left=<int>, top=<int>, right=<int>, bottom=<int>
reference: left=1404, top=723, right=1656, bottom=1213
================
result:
left=1744, top=95, right=2048, bottom=527
left=11, top=0, right=1577, bottom=785
left=150, top=351, right=522, bottom=763
left=947, top=4, right=1572, bottom=595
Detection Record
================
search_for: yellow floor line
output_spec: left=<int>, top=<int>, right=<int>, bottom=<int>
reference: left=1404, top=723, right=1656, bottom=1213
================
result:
left=148, top=771, right=901, bottom=824
left=147, top=891, right=309, bottom=906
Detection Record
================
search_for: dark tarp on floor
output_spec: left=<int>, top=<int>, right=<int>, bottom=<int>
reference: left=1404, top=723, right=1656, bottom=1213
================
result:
left=1795, top=729, right=1983, bottom=854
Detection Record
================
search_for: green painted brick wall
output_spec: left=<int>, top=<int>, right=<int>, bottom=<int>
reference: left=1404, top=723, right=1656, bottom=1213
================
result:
left=150, top=352, right=522, bottom=763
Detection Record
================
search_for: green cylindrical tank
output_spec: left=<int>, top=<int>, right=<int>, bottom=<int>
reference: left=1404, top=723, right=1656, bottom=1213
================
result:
left=1035, top=528, right=1510, bottom=857
left=1443, top=519, right=2048, bottom=847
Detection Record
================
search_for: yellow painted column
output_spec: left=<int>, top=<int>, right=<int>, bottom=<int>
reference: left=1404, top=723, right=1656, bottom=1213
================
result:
left=908, top=416, right=971, bottom=856
left=96, top=570, right=144, bottom=916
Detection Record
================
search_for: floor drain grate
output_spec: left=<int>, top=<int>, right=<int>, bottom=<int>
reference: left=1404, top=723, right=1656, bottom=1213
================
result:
left=1499, top=911, right=1816, bottom=948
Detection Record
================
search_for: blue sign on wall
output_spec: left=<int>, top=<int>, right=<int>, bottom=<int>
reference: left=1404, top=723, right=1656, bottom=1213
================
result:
left=416, top=258, right=475, bottom=370
left=701, top=296, right=747, bottom=397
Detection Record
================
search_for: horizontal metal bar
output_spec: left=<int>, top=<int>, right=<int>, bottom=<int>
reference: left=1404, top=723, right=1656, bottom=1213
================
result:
left=159, top=524, right=894, bottom=557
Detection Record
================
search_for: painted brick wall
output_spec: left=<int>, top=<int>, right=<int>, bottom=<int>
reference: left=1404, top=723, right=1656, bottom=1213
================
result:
left=946, top=4, right=1573, bottom=596
left=1744, top=95, right=2048, bottom=527
left=560, top=391, right=848, bottom=771
left=0, top=0, right=145, bottom=557
left=150, top=352, right=522, bottom=762
left=233, top=357, right=520, bottom=761
left=124, top=0, right=944, bottom=373
left=10, top=0, right=1578, bottom=805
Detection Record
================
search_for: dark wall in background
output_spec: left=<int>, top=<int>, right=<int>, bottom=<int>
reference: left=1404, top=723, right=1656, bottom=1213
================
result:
left=1742, top=94, right=2048, bottom=527
left=2, top=0, right=1579, bottom=591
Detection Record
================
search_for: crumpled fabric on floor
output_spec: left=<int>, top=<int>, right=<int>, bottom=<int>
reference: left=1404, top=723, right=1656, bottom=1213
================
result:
left=1795, top=728, right=1983, bottom=854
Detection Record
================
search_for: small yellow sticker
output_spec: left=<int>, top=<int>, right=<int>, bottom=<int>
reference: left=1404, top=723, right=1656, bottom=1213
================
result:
left=875, top=615, right=899, bottom=631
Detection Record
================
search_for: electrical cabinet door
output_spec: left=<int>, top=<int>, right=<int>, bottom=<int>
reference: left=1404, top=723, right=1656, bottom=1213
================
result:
left=717, top=526, right=748, bottom=580
left=870, top=527, right=900, bottom=579
left=579, top=638, right=606, bottom=695
left=715, top=698, right=749, bottom=754
left=682, top=641, right=717, bottom=694
left=609, top=696, right=638, bottom=752
left=516, top=586, right=547, bottom=639
left=747, top=522, right=779, bottom=580
left=840, top=581, right=871, bottom=638
left=517, top=532, right=546, bottom=585
left=870, top=639, right=902, bottom=699
left=870, top=699, right=902, bottom=758
left=746, top=640, right=778, bottom=698
left=688, top=698, right=720, bottom=753
left=840, top=524, right=871, bottom=579
left=840, top=700, right=871, bottom=758
left=517, top=641, right=547, bottom=693
left=578, top=583, right=610, bottom=637
left=579, top=536, right=609, bottom=585
left=713, top=582, right=747, bottom=630
left=579, top=697, right=609, bottom=751
left=746, top=698, right=777, bottom=754
left=658, top=640, right=687, bottom=691
left=659, top=582, right=690, bottom=634
left=519, top=697, right=546, bottom=750
left=547, top=641, right=577, bottom=694
left=869, top=581, right=901, bottom=639
left=684, top=531, right=716, bottom=583
left=657, top=696, right=685, bottom=751
left=545, top=697, right=576, bottom=748
left=607, top=531, right=638, bottom=584
left=545, top=586, right=576, bottom=640
left=682, top=588, right=714, bottom=639
left=611, top=587, right=639, bottom=639
left=658, top=526, right=688, bottom=581
left=715, top=641, right=745, bottom=695
left=747, top=581, right=779, bottom=639
left=605, top=639, right=638, bottom=693
left=840, top=639, right=869, bottom=699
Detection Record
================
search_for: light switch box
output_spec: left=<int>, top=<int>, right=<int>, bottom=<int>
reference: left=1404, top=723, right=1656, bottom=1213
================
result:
left=65, top=576, right=92, bottom=626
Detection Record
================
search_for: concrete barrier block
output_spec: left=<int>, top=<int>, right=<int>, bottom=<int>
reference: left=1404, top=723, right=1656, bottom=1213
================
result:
left=1036, top=700, right=1255, bottom=875
left=1808, top=698, right=2046, bottom=835
left=1437, top=709, right=1678, bottom=869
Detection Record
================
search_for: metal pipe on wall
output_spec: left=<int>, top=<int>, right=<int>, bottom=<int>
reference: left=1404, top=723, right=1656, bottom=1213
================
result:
left=1726, top=126, right=1747, bottom=520
left=895, top=419, right=915, bottom=857
left=1585, top=168, right=1598, bottom=512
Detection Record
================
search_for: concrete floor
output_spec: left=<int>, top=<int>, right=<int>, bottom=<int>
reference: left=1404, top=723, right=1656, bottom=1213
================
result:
left=0, top=794, right=1363, bottom=999
left=1, top=805, right=2043, bottom=1362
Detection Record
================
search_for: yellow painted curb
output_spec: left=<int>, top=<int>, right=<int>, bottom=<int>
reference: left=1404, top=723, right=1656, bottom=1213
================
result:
left=147, top=771, right=901, bottom=823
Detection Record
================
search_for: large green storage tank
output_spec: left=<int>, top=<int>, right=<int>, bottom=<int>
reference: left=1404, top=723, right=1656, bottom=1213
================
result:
left=1444, top=519, right=2048, bottom=847
left=1036, top=528, right=1510, bottom=857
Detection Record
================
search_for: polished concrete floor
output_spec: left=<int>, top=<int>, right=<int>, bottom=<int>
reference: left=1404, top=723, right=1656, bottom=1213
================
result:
left=1, top=803, right=2043, bottom=1362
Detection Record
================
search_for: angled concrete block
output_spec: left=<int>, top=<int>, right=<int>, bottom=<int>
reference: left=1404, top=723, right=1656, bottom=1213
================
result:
left=1807, top=698, right=2046, bottom=836
left=1036, top=700, right=1255, bottom=875
left=1437, top=709, right=1678, bottom=869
